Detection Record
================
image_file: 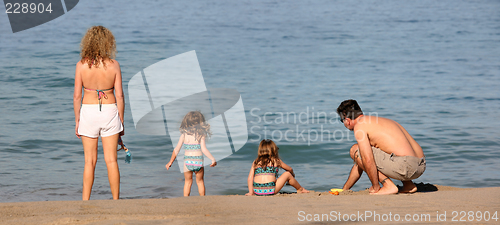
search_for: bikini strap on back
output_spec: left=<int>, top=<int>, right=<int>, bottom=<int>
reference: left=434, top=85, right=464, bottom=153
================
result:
left=84, top=87, right=114, bottom=111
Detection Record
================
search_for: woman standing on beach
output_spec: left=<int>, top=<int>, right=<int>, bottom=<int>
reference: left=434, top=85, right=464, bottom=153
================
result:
left=73, top=26, right=124, bottom=200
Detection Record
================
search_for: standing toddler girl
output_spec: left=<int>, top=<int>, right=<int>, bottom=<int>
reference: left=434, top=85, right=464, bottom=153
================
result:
left=166, top=111, right=217, bottom=196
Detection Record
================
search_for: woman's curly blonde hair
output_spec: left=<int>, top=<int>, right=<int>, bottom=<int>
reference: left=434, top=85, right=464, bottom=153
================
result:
left=80, top=26, right=116, bottom=68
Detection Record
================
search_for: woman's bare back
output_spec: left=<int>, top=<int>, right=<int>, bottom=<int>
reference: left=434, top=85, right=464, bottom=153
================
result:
left=78, top=59, right=120, bottom=105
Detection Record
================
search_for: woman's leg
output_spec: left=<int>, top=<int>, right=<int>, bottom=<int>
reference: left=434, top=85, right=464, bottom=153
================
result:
left=102, top=134, right=120, bottom=200
left=275, top=171, right=309, bottom=194
left=82, top=136, right=98, bottom=200
left=195, top=167, right=205, bottom=196
left=184, top=171, right=193, bottom=196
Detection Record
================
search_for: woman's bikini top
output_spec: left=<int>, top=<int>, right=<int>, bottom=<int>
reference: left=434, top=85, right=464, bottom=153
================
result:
left=255, top=166, right=279, bottom=178
left=84, top=87, right=113, bottom=111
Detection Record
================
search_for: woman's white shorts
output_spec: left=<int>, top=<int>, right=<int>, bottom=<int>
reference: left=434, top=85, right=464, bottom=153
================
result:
left=78, top=104, right=123, bottom=138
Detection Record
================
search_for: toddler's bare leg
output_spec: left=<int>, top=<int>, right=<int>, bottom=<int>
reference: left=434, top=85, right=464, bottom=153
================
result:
left=183, top=171, right=193, bottom=196
left=195, top=168, right=205, bottom=196
left=275, top=172, right=309, bottom=194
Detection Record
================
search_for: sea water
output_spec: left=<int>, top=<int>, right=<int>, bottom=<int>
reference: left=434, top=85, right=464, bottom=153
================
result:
left=0, top=0, right=499, bottom=202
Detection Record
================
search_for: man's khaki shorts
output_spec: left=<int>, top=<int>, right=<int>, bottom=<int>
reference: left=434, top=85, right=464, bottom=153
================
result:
left=357, top=147, right=426, bottom=181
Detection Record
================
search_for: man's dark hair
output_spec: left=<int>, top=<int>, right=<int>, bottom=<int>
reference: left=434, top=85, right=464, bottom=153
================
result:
left=337, top=99, right=363, bottom=120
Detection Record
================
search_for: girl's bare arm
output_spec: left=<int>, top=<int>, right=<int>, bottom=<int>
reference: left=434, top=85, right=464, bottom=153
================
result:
left=245, top=164, right=255, bottom=195
left=166, top=134, right=185, bottom=170
left=279, top=160, right=295, bottom=177
left=200, top=137, right=217, bottom=166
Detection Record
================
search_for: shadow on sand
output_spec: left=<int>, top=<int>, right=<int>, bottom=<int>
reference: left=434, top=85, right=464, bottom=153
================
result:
left=398, top=182, right=438, bottom=193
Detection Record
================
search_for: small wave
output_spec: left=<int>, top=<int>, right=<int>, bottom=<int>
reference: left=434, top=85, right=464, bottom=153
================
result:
left=394, top=19, right=431, bottom=23
left=44, top=77, right=74, bottom=88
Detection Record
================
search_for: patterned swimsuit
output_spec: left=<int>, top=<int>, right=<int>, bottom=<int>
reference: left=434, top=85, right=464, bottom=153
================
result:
left=183, top=143, right=203, bottom=172
left=253, top=166, right=279, bottom=196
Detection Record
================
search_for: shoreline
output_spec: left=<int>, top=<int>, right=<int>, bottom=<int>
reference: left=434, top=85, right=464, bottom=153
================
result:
left=1, top=185, right=499, bottom=224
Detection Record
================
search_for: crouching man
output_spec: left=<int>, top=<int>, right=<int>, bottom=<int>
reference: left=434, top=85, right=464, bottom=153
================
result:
left=337, top=99, right=426, bottom=194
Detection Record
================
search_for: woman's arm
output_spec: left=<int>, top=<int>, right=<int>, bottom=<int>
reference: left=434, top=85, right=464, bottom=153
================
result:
left=73, top=62, right=83, bottom=138
left=166, top=133, right=185, bottom=170
left=113, top=60, right=125, bottom=135
left=245, top=164, right=255, bottom=196
left=279, top=160, right=295, bottom=177
left=200, top=136, right=217, bottom=167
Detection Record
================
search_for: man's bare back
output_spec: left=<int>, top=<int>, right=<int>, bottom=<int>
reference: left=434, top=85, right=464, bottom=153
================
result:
left=355, top=115, right=424, bottom=158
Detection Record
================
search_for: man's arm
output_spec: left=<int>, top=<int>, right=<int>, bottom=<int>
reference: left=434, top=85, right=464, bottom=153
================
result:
left=343, top=164, right=362, bottom=190
left=354, top=126, right=381, bottom=193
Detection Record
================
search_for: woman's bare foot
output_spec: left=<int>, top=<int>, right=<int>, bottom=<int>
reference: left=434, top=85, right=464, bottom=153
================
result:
left=399, top=181, right=417, bottom=193
left=371, top=179, right=398, bottom=195
left=297, top=187, right=310, bottom=194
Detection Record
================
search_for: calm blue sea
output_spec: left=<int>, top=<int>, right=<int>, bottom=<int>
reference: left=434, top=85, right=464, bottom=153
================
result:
left=0, top=0, right=499, bottom=202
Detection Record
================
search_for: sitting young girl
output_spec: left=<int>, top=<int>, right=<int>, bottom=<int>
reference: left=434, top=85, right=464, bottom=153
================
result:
left=245, top=139, right=309, bottom=196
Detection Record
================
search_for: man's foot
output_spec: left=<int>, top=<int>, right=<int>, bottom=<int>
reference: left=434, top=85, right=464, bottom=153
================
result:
left=399, top=181, right=417, bottom=193
left=297, top=187, right=310, bottom=194
left=371, top=178, right=398, bottom=195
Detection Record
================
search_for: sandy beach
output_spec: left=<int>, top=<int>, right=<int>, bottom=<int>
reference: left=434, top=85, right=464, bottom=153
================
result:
left=1, top=184, right=498, bottom=225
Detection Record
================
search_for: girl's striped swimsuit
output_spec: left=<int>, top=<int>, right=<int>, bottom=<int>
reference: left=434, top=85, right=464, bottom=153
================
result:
left=183, top=143, right=203, bottom=172
left=253, top=166, right=279, bottom=196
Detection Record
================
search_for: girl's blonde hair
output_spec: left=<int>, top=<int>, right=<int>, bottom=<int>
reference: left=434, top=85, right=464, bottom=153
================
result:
left=80, top=26, right=116, bottom=69
left=253, top=139, right=281, bottom=169
left=180, top=111, right=211, bottom=142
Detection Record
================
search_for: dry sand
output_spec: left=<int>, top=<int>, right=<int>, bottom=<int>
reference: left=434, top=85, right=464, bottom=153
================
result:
left=1, top=185, right=499, bottom=225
